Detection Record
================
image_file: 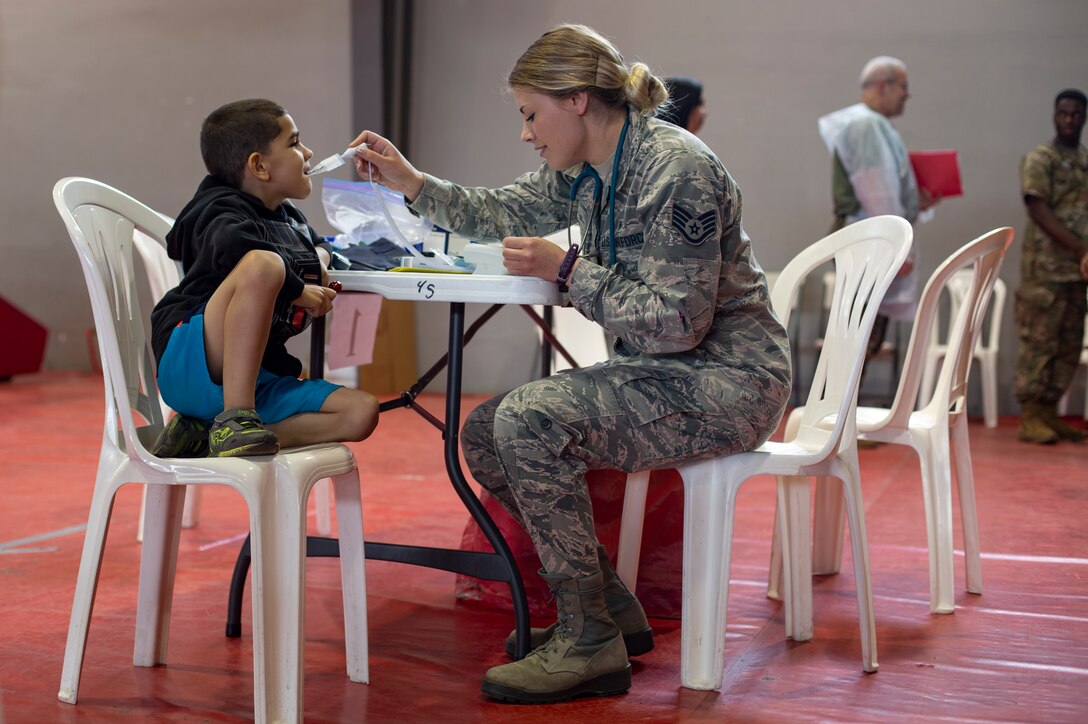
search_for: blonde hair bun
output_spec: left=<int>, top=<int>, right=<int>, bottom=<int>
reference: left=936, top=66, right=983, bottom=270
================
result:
left=509, top=24, right=667, bottom=116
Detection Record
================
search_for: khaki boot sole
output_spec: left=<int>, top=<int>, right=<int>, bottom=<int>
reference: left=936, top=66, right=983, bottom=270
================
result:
left=1018, top=426, right=1059, bottom=444
left=481, top=664, right=631, bottom=704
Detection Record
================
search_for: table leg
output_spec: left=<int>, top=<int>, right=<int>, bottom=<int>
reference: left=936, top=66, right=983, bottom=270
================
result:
left=444, top=303, right=530, bottom=659
left=225, top=304, right=531, bottom=659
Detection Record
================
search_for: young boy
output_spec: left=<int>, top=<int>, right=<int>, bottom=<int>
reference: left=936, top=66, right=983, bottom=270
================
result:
left=150, top=98, right=378, bottom=458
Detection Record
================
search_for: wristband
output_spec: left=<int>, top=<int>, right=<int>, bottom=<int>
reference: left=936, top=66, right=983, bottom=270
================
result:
left=556, top=244, right=580, bottom=291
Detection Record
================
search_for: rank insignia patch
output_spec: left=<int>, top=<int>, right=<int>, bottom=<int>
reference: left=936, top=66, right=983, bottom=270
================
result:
left=672, top=205, right=717, bottom=245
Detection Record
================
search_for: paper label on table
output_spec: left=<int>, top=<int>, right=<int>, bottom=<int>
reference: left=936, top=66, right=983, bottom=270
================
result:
left=328, top=293, right=383, bottom=369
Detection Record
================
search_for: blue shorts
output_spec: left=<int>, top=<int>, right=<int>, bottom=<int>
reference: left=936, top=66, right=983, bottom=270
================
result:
left=157, top=314, right=340, bottom=424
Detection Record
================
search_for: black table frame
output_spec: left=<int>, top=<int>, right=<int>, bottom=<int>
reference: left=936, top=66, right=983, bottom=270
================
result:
left=224, top=300, right=579, bottom=659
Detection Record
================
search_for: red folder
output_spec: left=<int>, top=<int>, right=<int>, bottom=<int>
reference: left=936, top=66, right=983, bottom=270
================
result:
left=910, top=149, right=962, bottom=198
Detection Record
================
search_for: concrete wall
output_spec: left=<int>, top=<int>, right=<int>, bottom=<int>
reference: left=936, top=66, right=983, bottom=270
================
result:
left=4, top=0, right=1087, bottom=415
left=0, top=0, right=356, bottom=370
left=408, top=0, right=1088, bottom=414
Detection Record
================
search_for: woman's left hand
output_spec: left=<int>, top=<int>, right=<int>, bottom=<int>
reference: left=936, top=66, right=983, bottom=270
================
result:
left=502, top=237, right=570, bottom=280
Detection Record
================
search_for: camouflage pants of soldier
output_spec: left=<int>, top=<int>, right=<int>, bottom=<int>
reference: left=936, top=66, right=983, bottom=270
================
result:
left=1013, top=279, right=1088, bottom=403
left=460, top=361, right=783, bottom=578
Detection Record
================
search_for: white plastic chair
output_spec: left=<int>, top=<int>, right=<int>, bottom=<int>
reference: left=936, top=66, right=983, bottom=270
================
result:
left=54, top=177, right=369, bottom=722
left=768, top=228, right=1014, bottom=616
left=920, top=270, right=1007, bottom=428
left=616, top=215, right=913, bottom=690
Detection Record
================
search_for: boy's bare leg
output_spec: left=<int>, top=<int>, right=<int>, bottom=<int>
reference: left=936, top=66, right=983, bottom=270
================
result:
left=267, top=389, right=378, bottom=446
left=268, top=387, right=380, bottom=447
left=203, top=250, right=284, bottom=410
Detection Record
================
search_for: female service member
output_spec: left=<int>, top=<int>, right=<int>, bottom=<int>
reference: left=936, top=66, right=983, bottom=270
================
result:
left=351, top=24, right=790, bottom=704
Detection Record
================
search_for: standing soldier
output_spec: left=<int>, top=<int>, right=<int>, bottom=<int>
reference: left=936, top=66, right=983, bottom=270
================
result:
left=350, top=24, right=791, bottom=702
left=1015, top=89, right=1088, bottom=444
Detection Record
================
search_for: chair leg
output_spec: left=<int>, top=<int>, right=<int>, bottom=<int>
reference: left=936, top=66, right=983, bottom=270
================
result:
left=678, top=465, right=737, bottom=691
left=838, top=458, right=878, bottom=673
left=766, top=513, right=783, bottom=601
left=247, top=474, right=308, bottom=724
left=916, top=431, right=957, bottom=614
left=58, top=475, right=122, bottom=704
left=332, top=471, right=369, bottom=683
left=951, top=415, right=982, bottom=595
left=616, top=470, right=651, bottom=591
left=1057, top=387, right=1071, bottom=417
left=133, top=484, right=186, bottom=667
left=314, top=478, right=333, bottom=536
left=137, top=484, right=147, bottom=543
left=777, top=475, right=813, bottom=643
left=181, top=485, right=202, bottom=529
left=767, top=411, right=804, bottom=601
left=811, top=475, right=845, bottom=575
left=980, top=355, right=998, bottom=429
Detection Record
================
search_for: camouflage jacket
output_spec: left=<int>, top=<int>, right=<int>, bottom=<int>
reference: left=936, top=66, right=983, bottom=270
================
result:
left=1020, top=140, right=1088, bottom=283
left=407, top=109, right=791, bottom=410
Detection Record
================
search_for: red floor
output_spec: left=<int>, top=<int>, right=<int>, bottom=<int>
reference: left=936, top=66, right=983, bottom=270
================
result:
left=1, top=372, right=1087, bottom=722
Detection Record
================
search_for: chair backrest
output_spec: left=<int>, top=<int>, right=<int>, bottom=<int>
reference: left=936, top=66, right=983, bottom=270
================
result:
left=771, top=215, right=913, bottom=453
left=54, top=177, right=175, bottom=458
left=132, top=224, right=180, bottom=302
left=131, top=224, right=180, bottom=423
left=884, top=228, right=1014, bottom=428
left=933, top=269, right=1006, bottom=357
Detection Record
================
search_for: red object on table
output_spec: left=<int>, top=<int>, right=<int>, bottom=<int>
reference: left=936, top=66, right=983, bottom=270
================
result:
left=455, top=468, right=684, bottom=619
left=0, top=295, right=48, bottom=379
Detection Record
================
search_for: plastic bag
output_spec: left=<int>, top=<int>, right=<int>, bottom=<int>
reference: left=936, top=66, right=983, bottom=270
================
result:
left=322, top=178, right=433, bottom=250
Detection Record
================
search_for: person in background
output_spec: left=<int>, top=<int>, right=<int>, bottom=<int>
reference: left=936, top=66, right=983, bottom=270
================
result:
left=656, top=76, right=707, bottom=134
left=350, top=24, right=789, bottom=703
left=817, top=56, right=937, bottom=382
left=1014, top=88, right=1088, bottom=444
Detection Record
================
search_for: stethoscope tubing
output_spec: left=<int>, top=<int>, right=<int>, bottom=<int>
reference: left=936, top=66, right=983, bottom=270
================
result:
left=566, top=113, right=631, bottom=267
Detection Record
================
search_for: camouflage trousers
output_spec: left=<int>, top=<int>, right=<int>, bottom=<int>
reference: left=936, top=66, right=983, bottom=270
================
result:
left=1013, top=279, right=1087, bottom=404
left=461, top=360, right=787, bottom=578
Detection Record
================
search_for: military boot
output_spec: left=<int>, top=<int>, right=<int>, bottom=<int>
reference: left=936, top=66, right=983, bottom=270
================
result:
left=482, top=571, right=631, bottom=704
left=1039, top=402, right=1088, bottom=442
left=504, top=547, right=654, bottom=659
left=1018, top=401, right=1059, bottom=444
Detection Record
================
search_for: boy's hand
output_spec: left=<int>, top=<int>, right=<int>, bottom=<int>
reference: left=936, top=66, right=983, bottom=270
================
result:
left=294, top=284, right=337, bottom=319
left=349, top=130, right=425, bottom=203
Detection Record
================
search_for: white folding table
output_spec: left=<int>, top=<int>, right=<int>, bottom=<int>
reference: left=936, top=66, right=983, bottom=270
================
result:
left=226, top=271, right=563, bottom=659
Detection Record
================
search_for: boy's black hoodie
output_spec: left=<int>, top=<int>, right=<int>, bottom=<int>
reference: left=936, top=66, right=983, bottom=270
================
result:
left=150, top=175, right=326, bottom=378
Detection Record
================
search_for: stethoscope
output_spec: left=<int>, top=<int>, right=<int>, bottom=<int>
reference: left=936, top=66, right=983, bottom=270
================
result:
left=566, top=113, right=630, bottom=266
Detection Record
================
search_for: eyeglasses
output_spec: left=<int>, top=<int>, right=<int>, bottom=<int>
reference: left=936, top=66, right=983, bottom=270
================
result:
left=886, top=78, right=909, bottom=92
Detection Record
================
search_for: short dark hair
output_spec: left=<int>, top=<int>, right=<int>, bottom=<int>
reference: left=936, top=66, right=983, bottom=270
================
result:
left=200, top=99, right=287, bottom=189
left=656, top=77, right=703, bottom=129
left=1055, top=88, right=1087, bottom=109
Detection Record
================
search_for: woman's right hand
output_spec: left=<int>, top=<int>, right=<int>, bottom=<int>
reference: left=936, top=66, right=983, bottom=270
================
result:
left=349, top=130, right=425, bottom=202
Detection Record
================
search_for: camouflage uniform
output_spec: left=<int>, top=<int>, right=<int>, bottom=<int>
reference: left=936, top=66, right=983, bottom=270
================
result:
left=1014, top=140, right=1088, bottom=404
left=409, top=110, right=791, bottom=578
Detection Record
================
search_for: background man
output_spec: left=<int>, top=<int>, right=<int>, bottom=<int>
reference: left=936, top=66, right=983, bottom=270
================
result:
left=818, top=56, right=937, bottom=379
left=1014, top=89, right=1088, bottom=444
